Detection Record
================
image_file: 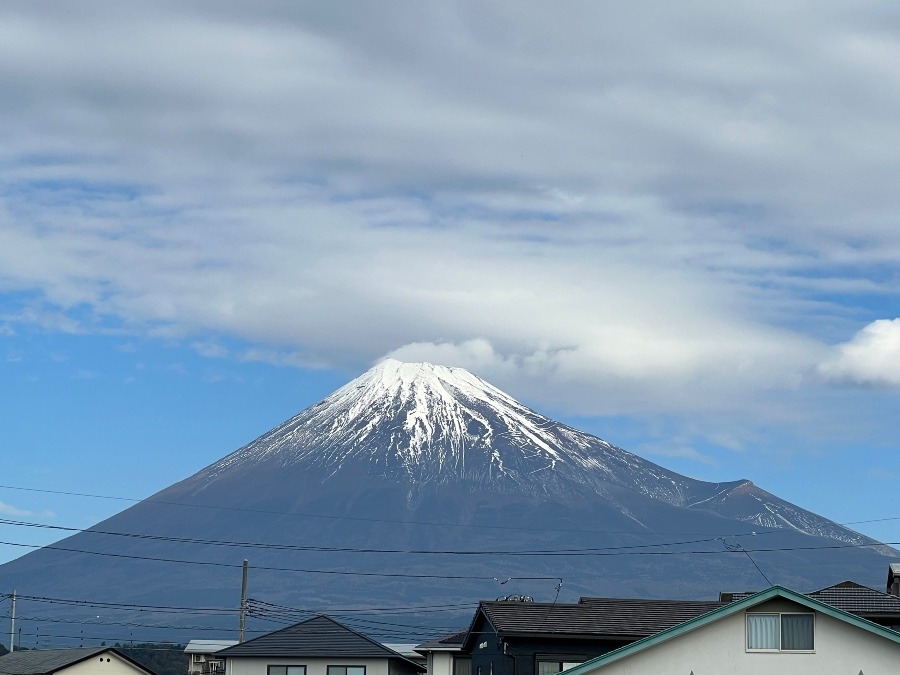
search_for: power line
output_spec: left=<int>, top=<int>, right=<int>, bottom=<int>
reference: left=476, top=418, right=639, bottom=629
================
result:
left=0, top=539, right=562, bottom=580
left=0, top=517, right=765, bottom=556
left=6, top=592, right=477, bottom=618
left=0, top=534, right=895, bottom=590
left=0, top=483, right=808, bottom=538
left=6, top=594, right=240, bottom=615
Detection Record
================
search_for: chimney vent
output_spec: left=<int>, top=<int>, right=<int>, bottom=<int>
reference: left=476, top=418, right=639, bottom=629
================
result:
left=888, top=563, right=900, bottom=597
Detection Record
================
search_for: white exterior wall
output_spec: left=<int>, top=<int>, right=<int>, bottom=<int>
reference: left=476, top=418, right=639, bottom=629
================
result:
left=425, top=652, right=454, bottom=675
left=227, top=657, right=389, bottom=675
left=583, top=599, right=900, bottom=675
left=61, top=652, right=150, bottom=675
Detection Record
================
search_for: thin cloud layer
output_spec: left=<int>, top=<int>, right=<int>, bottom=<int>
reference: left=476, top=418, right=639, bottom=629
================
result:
left=1, top=1, right=899, bottom=426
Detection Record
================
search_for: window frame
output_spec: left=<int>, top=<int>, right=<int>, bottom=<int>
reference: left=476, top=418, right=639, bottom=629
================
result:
left=453, top=656, right=472, bottom=675
left=536, top=660, right=583, bottom=675
left=267, top=666, right=307, bottom=675
left=327, top=666, right=366, bottom=675
left=746, top=612, right=815, bottom=653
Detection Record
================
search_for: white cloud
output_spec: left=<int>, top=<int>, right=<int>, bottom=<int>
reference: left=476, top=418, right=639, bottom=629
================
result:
left=819, top=319, right=900, bottom=386
left=0, top=1, right=898, bottom=426
left=0, top=500, right=31, bottom=517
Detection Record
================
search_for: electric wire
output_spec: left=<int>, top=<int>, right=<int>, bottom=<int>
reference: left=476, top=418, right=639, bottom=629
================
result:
left=0, top=517, right=764, bottom=556
left=0, top=483, right=847, bottom=538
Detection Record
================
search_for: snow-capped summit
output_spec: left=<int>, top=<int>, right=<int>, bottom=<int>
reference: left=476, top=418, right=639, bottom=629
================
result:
left=203, top=358, right=650, bottom=495
left=196, top=360, right=869, bottom=547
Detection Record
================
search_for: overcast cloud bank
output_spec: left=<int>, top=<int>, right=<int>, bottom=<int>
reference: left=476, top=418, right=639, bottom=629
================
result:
left=2, top=1, right=900, bottom=447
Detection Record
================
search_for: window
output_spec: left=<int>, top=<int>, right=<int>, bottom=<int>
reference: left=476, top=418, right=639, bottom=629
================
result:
left=268, top=667, right=306, bottom=675
left=747, top=613, right=814, bottom=651
left=537, top=661, right=582, bottom=675
left=327, top=667, right=365, bottom=675
left=453, top=657, right=472, bottom=675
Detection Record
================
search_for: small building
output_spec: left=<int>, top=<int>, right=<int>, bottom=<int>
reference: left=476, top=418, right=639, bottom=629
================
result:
left=185, top=640, right=239, bottom=675
left=560, top=586, right=900, bottom=675
left=217, top=615, right=424, bottom=675
left=0, top=647, right=156, bottom=675
left=413, top=631, right=468, bottom=675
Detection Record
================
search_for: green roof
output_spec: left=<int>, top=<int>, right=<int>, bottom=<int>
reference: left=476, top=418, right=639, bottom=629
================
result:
left=560, top=586, right=900, bottom=674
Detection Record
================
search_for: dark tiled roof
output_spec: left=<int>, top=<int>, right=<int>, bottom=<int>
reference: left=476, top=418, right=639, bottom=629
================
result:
left=473, top=597, right=724, bottom=642
left=809, top=581, right=900, bottom=615
left=0, top=648, right=143, bottom=675
left=723, top=581, right=900, bottom=616
left=415, top=631, right=467, bottom=652
left=219, top=615, right=421, bottom=668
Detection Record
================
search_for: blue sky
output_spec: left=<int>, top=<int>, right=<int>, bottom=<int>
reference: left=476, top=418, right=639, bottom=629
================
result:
left=2, top=1, right=900, bottom=565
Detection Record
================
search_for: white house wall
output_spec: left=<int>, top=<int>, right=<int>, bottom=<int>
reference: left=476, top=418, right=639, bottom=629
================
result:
left=61, top=652, right=150, bottom=675
left=581, top=603, right=900, bottom=675
left=227, top=657, right=390, bottom=675
left=425, top=652, right=454, bottom=675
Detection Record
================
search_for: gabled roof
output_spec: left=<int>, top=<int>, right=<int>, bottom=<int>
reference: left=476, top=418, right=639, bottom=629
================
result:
left=462, top=597, right=724, bottom=649
left=0, top=648, right=154, bottom=675
left=561, top=586, right=900, bottom=675
left=218, top=615, right=422, bottom=669
left=723, top=580, right=900, bottom=616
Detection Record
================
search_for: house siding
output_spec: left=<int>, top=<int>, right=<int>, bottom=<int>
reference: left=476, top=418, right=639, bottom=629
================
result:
left=61, top=652, right=151, bottom=675
left=424, top=652, right=454, bottom=675
left=469, top=622, right=627, bottom=675
left=227, top=657, right=390, bottom=675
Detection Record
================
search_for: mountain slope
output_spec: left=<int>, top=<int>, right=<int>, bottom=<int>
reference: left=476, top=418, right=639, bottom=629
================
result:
left=184, top=360, right=870, bottom=545
left=0, top=360, right=893, bottom=644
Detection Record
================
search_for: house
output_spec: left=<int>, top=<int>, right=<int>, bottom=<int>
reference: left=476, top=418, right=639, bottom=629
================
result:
left=413, top=631, right=467, bottom=675
left=721, top=579, right=900, bottom=631
left=185, top=640, right=239, bottom=675
left=217, top=615, right=424, bottom=675
left=0, top=647, right=157, bottom=675
left=559, top=586, right=900, bottom=675
left=461, top=596, right=724, bottom=675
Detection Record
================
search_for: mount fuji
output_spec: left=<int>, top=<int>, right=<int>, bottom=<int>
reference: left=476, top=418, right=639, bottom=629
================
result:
left=0, top=360, right=894, bottom=642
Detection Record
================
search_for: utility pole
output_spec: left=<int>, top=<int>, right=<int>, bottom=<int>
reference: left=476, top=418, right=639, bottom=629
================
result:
left=239, top=560, right=249, bottom=643
left=9, top=590, right=16, bottom=652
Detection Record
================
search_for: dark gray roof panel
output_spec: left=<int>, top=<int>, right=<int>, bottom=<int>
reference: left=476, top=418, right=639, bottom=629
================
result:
left=726, top=581, right=900, bottom=616
left=476, top=598, right=725, bottom=640
left=415, top=631, right=467, bottom=652
left=219, top=615, right=420, bottom=667
left=0, top=648, right=115, bottom=675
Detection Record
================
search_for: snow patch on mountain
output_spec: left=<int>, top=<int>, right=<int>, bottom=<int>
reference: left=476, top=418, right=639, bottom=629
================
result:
left=198, top=360, right=877, bottom=547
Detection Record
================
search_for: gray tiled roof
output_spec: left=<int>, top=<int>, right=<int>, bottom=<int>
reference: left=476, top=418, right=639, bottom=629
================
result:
left=473, top=597, right=724, bottom=641
left=184, top=640, right=238, bottom=654
left=725, top=580, right=900, bottom=616
left=0, top=648, right=140, bottom=675
left=218, top=615, right=421, bottom=668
